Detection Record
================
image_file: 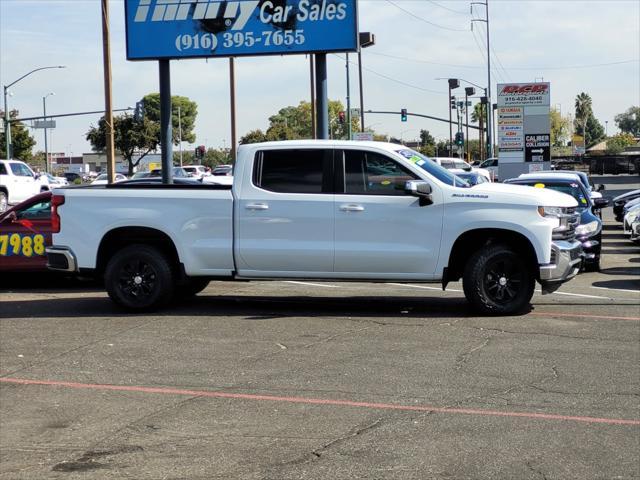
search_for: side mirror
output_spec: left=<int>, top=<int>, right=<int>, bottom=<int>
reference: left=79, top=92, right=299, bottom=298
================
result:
left=405, top=180, right=433, bottom=206
left=593, top=197, right=609, bottom=209
left=597, top=184, right=606, bottom=192
left=2, top=211, right=17, bottom=223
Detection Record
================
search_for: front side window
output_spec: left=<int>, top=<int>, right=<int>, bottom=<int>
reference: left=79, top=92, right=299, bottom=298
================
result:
left=343, top=150, right=417, bottom=196
left=255, top=149, right=327, bottom=194
left=10, top=163, right=34, bottom=177
left=0, top=164, right=7, bottom=175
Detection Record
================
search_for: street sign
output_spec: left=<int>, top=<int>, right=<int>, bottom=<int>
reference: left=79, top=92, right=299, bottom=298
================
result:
left=124, top=0, right=358, bottom=60
left=525, top=134, right=550, bottom=162
left=33, top=120, right=56, bottom=129
left=352, top=132, right=373, bottom=141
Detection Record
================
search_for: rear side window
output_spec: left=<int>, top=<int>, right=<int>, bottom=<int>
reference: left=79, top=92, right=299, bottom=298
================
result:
left=0, top=163, right=6, bottom=175
left=343, top=150, right=417, bottom=195
left=254, top=149, right=329, bottom=194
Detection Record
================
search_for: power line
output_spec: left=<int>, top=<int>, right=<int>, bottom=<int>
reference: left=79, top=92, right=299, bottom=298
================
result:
left=422, top=0, right=469, bottom=14
left=369, top=52, right=482, bottom=69
left=384, top=0, right=469, bottom=31
left=333, top=54, right=447, bottom=95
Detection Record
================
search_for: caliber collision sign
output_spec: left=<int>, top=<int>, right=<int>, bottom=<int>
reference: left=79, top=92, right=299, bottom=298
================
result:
left=525, top=134, right=550, bottom=162
left=125, top=0, right=358, bottom=60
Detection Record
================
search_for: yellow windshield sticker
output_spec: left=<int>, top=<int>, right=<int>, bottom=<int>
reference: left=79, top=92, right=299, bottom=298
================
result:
left=409, top=155, right=421, bottom=164
left=534, top=183, right=545, bottom=188
left=381, top=180, right=391, bottom=186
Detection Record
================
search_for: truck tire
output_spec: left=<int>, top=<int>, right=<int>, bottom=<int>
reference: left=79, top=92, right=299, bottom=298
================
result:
left=105, top=244, right=174, bottom=311
left=463, top=244, right=535, bottom=316
left=0, top=191, right=7, bottom=213
left=175, top=278, right=210, bottom=298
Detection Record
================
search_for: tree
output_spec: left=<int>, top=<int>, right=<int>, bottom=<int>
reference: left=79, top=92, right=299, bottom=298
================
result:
left=140, top=94, right=197, bottom=145
left=418, top=129, right=436, bottom=156
left=86, top=114, right=159, bottom=176
left=86, top=94, right=198, bottom=175
left=614, top=106, right=639, bottom=136
left=550, top=107, right=570, bottom=147
left=0, top=110, right=36, bottom=161
left=574, top=92, right=604, bottom=148
left=606, top=133, right=636, bottom=155
left=239, top=100, right=360, bottom=144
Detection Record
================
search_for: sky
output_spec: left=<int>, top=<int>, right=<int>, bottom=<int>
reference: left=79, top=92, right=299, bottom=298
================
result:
left=1, top=0, right=639, bottom=157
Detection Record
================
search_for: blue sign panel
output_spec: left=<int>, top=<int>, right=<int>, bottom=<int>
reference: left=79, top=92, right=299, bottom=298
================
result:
left=125, top=0, right=358, bottom=60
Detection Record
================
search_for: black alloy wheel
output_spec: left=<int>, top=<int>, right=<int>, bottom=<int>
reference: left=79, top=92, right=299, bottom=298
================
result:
left=105, top=244, right=174, bottom=311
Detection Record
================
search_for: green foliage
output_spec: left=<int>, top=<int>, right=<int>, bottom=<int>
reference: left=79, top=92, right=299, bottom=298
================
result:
left=614, top=106, right=639, bottom=136
left=86, top=114, right=159, bottom=176
left=573, top=92, right=605, bottom=148
left=239, top=100, right=360, bottom=144
left=550, top=108, right=570, bottom=147
left=86, top=93, right=198, bottom=175
left=606, top=133, right=636, bottom=155
left=73, top=178, right=82, bottom=185
left=0, top=110, right=36, bottom=160
left=141, top=93, right=197, bottom=145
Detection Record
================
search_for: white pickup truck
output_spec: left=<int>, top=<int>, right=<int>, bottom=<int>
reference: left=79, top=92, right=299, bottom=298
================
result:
left=47, top=140, right=582, bottom=315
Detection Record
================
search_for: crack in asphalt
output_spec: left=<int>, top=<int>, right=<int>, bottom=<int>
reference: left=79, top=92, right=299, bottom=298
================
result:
left=526, top=460, right=550, bottom=480
left=454, top=335, right=497, bottom=371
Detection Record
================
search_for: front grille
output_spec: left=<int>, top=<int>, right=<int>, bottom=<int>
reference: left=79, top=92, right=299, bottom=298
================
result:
left=552, top=207, right=579, bottom=241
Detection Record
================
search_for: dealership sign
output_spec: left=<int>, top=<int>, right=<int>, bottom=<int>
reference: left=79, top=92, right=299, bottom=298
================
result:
left=125, top=0, right=358, bottom=60
left=497, top=83, right=550, bottom=107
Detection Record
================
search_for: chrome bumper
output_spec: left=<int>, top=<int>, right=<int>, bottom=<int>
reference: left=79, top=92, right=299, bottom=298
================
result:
left=539, top=240, right=583, bottom=294
left=46, top=246, right=78, bottom=272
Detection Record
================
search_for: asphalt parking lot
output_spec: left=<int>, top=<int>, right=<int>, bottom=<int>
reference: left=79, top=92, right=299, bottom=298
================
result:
left=1, top=175, right=639, bottom=480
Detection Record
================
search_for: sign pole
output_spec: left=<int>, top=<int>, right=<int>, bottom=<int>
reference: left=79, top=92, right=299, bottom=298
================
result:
left=315, top=54, right=328, bottom=140
left=229, top=57, right=237, bottom=162
left=310, top=55, right=316, bottom=139
left=43, top=96, right=49, bottom=173
left=159, top=60, right=173, bottom=184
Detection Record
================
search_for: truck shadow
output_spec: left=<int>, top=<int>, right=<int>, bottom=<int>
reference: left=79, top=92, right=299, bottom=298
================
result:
left=0, top=294, right=528, bottom=320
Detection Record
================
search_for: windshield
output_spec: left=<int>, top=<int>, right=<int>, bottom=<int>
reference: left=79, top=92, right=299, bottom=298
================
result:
left=394, top=149, right=469, bottom=188
left=95, top=174, right=108, bottom=181
left=518, top=181, right=590, bottom=209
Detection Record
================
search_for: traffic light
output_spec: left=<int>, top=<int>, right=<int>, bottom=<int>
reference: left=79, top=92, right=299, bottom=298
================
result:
left=134, top=101, right=145, bottom=121
left=454, top=131, right=464, bottom=146
left=338, top=111, right=345, bottom=124
left=450, top=96, right=457, bottom=110
left=400, top=108, right=407, bottom=122
left=195, top=145, right=206, bottom=158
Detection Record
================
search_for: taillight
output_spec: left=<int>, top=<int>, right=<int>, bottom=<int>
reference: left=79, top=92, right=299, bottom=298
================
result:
left=51, top=194, right=65, bottom=233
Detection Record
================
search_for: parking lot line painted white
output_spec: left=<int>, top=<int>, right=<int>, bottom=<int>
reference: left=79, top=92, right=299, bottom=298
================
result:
left=591, top=286, right=640, bottom=294
left=283, top=281, right=340, bottom=288
left=388, top=283, right=463, bottom=293
left=551, top=291, right=613, bottom=300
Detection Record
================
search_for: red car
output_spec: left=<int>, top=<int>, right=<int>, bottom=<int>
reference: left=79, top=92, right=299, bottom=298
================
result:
left=0, top=191, right=52, bottom=271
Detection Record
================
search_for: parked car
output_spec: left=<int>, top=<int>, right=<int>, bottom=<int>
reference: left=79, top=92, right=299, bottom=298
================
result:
left=431, top=157, right=492, bottom=182
left=0, top=191, right=52, bottom=271
left=63, top=172, right=82, bottom=183
left=622, top=200, right=640, bottom=232
left=211, top=164, right=233, bottom=176
left=613, top=189, right=640, bottom=222
left=182, top=165, right=209, bottom=179
left=524, top=170, right=605, bottom=200
left=505, top=176, right=607, bottom=271
left=91, top=173, right=127, bottom=185
left=149, top=167, right=190, bottom=178
left=0, top=159, right=41, bottom=213
left=37, top=172, right=68, bottom=191
left=478, top=157, right=499, bottom=181
left=131, top=171, right=152, bottom=179
left=450, top=170, right=490, bottom=186
left=628, top=211, right=640, bottom=244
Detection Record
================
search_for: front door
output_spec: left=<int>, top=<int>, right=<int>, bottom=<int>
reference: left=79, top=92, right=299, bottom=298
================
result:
left=235, top=148, right=335, bottom=276
left=333, top=149, right=444, bottom=279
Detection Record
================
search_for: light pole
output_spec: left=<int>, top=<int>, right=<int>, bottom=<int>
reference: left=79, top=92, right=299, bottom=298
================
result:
left=3, top=65, right=65, bottom=159
left=464, top=87, right=475, bottom=162
left=43, top=92, right=55, bottom=173
left=177, top=105, right=183, bottom=166
left=471, top=1, right=493, bottom=157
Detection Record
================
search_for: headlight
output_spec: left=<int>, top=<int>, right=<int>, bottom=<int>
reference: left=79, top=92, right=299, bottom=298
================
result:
left=575, top=220, right=599, bottom=236
left=538, top=206, right=566, bottom=217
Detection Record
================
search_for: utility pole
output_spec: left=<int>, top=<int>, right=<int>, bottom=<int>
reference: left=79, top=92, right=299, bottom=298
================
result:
left=178, top=105, right=183, bottom=167
left=229, top=57, right=237, bottom=161
left=345, top=53, right=351, bottom=140
left=471, top=0, right=493, bottom=158
left=101, top=0, right=116, bottom=183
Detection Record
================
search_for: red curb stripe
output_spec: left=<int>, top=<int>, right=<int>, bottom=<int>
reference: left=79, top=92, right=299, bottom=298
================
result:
left=530, top=312, right=640, bottom=321
left=1, top=377, right=638, bottom=427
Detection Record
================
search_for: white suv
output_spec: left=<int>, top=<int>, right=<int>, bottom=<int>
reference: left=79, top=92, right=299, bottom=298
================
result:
left=0, top=159, right=41, bottom=212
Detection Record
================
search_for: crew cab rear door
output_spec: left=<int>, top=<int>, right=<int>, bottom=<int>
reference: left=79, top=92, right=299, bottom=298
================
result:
left=234, top=148, right=335, bottom=276
left=333, top=148, right=444, bottom=279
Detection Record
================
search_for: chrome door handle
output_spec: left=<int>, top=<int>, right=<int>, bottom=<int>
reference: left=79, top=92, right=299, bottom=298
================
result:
left=339, top=204, right=364, bottom=212
left=246, top=203, right=269, bottom=210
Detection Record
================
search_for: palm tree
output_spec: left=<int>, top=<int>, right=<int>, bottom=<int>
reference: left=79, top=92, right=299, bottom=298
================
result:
left=574, top=92, right=592, bottom=136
